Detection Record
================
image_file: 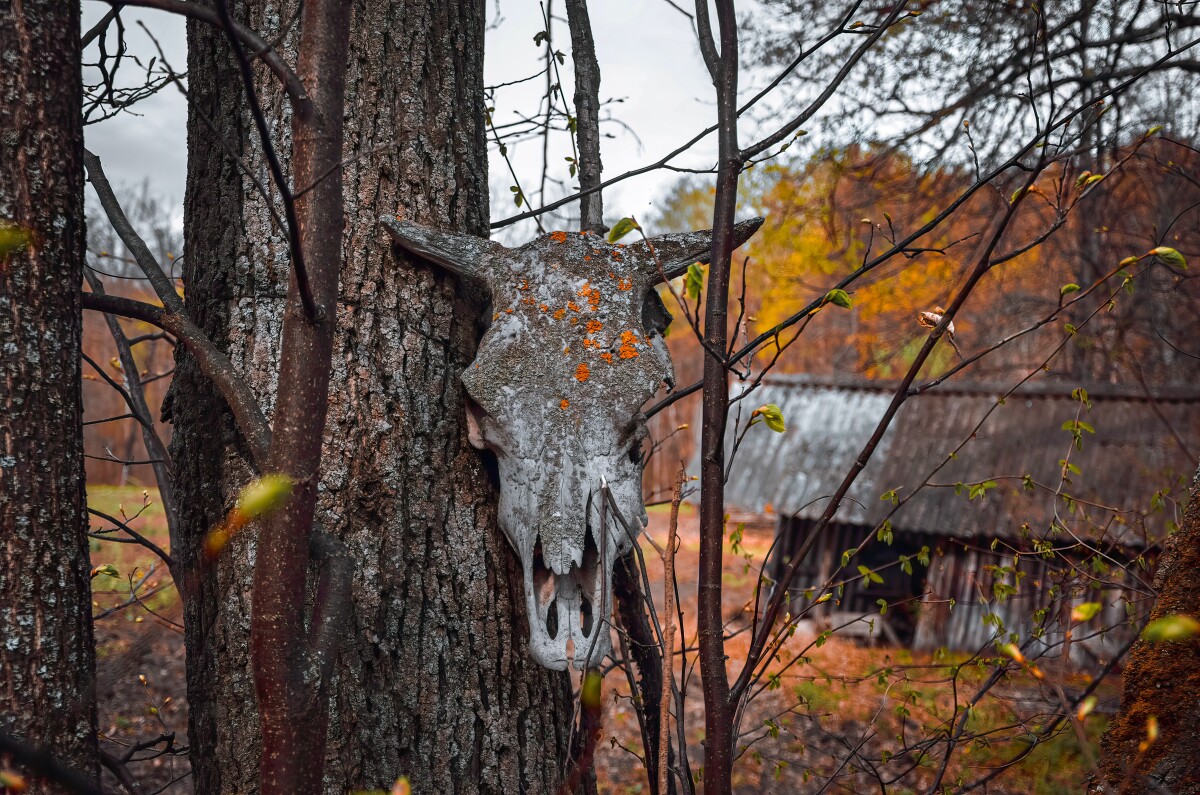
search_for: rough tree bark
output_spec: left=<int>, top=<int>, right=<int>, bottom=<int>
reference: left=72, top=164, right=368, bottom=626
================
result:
left=0, top=0, right=98, bottom=789
left=565, top=0, right=604, bottom=233
left=1093, top=464, right=1200, bottom=795
left=170, top=1, right=573, bottom=792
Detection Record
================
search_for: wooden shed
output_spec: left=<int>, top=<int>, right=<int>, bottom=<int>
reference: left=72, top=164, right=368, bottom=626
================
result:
left=720, top=375, right=1200, bottom=656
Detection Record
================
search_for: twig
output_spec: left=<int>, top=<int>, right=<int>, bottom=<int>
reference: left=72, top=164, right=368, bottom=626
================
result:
left=213, top=0, right=319, bottom=322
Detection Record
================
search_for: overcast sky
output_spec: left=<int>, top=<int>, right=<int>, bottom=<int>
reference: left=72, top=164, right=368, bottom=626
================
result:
left=81, top=1, right=737, bottom=239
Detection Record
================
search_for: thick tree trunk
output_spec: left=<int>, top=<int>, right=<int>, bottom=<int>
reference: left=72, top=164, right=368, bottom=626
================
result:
left=0, top=1, right=98, bottom=789
left=171, top=2, right=572, bottom=792
left=1092, top=464, right=1200, bottom=795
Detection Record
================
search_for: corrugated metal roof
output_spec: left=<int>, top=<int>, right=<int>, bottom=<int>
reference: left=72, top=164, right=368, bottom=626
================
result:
left=721, top=375, right=1200, bottom=541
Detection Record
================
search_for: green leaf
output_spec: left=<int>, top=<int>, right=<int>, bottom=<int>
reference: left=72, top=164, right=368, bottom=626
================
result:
left=90, top=563, right=120, bottom=579
left=1151, top=246, right=1187, bottom=270
left=877, top=598, right=889, bottom=615
left=685, top=261, right=705, bottom=300
left=0, top=222, right=32, bottom=258
left=580, top=670, right=602, bottom=707
left=968, top=480, right=998, bottom=501
left=235, top=474, right=294, bottom=520
left=607, top=216, right=640, bottom=243
left=824, top=288, right=852, bottom=309
left=1059, top=283, right=1080, bottom=296
left=1071, top=602, right=1102, bottom=623
left=1142, top=614, right=1200, bottom=642
left=751, top=403, right=786, bottom=433
left=533, top=30, right=549, bottom=45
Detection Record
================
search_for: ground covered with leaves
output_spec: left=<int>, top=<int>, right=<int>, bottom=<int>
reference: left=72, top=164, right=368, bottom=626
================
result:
left=89, top=487, right=1109, bottom=794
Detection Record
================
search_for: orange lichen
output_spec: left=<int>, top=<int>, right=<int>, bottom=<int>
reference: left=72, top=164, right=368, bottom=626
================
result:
left=584, top=255, right=592, bottom=261
left=569, top=317, right=578, bottom=325
left=583, top=339, right=594, bottom=348
left=553, top=308, right=566, bottom=320
left=575, top=362, right=591, bottom=382
left=568, top=301, right=581, bottom=312
left=492, top=312, right=500, bottom=321
left=539, top=303, right=549, bottom=312
left=600, top=352, right=614, bottom=364
left=518, top=278, right=530, bottom=291
left=586, top=320, right=604, bottom=334
left=563, top=346, right=571, bottom=355
left=560, top=398, right=570, bottom=409
left=505, top=308, right=514, bottom=314
left=619, top=330, right=640, bottom=359
left=616, top=278, right=633, bottom=291
left=550, top=231, right=568, bottom=243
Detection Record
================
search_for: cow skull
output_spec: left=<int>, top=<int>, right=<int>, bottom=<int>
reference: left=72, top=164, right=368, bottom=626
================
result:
left=381, top=215, right=763, bottom=670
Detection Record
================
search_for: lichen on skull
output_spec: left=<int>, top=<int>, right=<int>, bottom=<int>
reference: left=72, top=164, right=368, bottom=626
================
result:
left=382, top=215, right=762, bottom=670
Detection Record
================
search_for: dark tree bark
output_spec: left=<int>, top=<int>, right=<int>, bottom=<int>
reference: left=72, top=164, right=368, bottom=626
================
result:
left=0, top=1, right=98, bottom=790
left=1093, top=464, right=1200, bottom=795
left=171, top=2, right=573, bottom=792
left=565, top=0, right=604, bottom=232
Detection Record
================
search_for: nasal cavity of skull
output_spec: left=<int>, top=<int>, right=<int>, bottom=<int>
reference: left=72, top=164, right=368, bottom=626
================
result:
left=579, top=516, right=602, bottom=641
left=533, top=540, right=559, bottom=640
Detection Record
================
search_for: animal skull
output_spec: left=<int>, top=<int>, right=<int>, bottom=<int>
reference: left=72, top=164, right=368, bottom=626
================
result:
left=381, top=215, right=763, bottom=670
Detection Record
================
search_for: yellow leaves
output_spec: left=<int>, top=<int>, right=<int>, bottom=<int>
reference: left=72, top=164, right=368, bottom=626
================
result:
left=607, top=217, right=640, bottom=243
left=823, top=288, right=852, bottom=309
left=1141, top=614, right=1200, bottom=642
left=1071, top=602, right=1102, bottom=623
left=750, top=404, right=786, bottom=433
left=203, top=474, right=295, bottom=560
left=0, top=220, right=32, bottom=259
left=581, top=670, right=602, bottom=709
left=1139, top=716, right=1160, bottom=753
left=91, top=563, right=120, bottom=579
left=0, top=769, right=27, bottom=792
left=392, top=778, right=412, bottom=795
left=1150, top=246, right=1187, bottom=270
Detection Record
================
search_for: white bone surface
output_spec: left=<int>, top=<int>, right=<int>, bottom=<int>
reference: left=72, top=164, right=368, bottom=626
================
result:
left=382, top=215, right=762, bottom=669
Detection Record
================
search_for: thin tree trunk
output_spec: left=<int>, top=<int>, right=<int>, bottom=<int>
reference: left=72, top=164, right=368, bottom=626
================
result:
left=1093, top=464, right=1200, bottom=795
left=565, top=0, right=604, bottom=232
left=696, top=1, right=740, bottom=792
left=247, top=2, right=351, bottom=792
left=0, top=1, right=98, bottom=789
left=172, top=2, right=573, bottom=792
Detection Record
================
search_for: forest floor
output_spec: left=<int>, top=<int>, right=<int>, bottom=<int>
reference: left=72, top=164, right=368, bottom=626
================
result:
left=88, top=486, right=1112, bottom=795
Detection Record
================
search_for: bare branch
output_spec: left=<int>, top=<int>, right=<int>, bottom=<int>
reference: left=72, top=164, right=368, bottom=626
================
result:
left=80, top=292, right=271, bottom=468
left=96, top=0, right=309, bottom=108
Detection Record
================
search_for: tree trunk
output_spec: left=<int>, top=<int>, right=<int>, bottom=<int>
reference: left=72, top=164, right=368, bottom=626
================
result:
left=171, top=2, right=573, bottom=792
left=0, top=1, right=98, bottom=789
left=1092, top=464, right=1200, bottom=795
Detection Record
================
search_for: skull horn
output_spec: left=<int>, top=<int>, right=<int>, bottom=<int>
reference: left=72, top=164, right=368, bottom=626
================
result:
left=380, top=215, right=504, bottom=287
left=629, top=216, right=765, bottom=282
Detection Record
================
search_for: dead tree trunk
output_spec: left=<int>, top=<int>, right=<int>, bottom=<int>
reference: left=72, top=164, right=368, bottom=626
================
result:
left=171, top=2, right=573, bottom=792
left=1093, top=464, right=1200, bottom=795
left=0, top=1, right=98, bottom=789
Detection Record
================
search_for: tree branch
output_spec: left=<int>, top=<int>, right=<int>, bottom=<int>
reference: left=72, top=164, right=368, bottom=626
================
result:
left=79, top=292, right=271, bottom=468
left=96, top=0, right=309, bottom=108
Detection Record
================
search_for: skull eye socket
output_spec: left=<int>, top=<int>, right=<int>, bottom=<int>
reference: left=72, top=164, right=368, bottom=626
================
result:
left=640, top=287, right=673, bottom=338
